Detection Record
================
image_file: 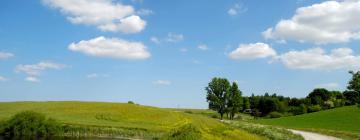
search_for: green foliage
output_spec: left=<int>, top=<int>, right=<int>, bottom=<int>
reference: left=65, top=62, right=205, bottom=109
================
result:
left=268, top=112, right=283, bottom=118
left=0, top=111, right=60, bottom=137
left=348, top=71, right=360, bottom=93
left=307, top=105, right=322, bottom=113
left=307, top=88, right=331, bottom=105
left=343, top=90, right=360, bottom=105
left=206, top=78, right=243, bottom=120
left=127, top=101, right=135, bottom=104
left=206, top=77, right=231, bottom=119
left=162, top=124, right=202, bottom=140
left=228, top=82, right=243, bottom=120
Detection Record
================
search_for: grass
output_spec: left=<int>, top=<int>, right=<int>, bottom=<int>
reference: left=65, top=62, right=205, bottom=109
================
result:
left=0, top=101, right=263, bottom=140
left=255, top=105, right=360, bottom=139
left=226, top=121, right=304, bottom=140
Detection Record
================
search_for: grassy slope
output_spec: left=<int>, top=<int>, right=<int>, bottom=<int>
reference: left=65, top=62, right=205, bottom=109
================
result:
left=0, top=101, right=263, bottom=140
left=255, top=105, right=360, bottom=139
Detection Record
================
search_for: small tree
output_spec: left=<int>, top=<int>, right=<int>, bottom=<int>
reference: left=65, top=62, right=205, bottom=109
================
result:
left=228, top=82, right=243, bottom=120
left=206, top=77, right=230, bottom=120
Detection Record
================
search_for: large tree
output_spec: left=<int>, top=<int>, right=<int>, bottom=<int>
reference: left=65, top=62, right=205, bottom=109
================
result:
left=228, top=82, right=243, bottom=120
left=206, top=77, right=230, bottom=120
left=348, top=71, right=360, bottom=93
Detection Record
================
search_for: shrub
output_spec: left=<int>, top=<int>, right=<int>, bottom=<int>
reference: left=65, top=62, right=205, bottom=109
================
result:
left=162, top=124, right=202, bottom=140
left=127, top=101, right=135, bottom=104
left=269, top=112, right=283, bottom=118
left=0, top=111, right=61, bottom=137
left=308, top=105, right=322, bottom=113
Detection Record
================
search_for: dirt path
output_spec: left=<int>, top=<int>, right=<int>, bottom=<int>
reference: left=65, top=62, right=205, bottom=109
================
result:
left=289, top=129, right=341, bottom=140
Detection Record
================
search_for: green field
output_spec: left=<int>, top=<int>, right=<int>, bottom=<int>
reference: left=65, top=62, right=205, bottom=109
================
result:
left=0, top=101, right=263, bottom=140
left=255, top=105, right=360, bottom=139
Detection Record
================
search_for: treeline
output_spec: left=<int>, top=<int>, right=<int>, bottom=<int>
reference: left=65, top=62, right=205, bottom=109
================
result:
left=206, top=71, right=360, bottom=119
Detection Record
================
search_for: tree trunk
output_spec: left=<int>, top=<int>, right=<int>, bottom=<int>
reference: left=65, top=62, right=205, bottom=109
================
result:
left=220, top=113, right=223, bottom=120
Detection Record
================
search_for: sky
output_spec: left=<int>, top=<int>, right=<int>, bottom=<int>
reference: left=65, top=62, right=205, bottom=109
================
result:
left=1, top=0, right=360, bottom=108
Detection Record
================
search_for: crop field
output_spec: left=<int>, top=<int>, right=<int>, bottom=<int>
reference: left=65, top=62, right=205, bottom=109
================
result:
left=0, top=101, right=263, bottom=140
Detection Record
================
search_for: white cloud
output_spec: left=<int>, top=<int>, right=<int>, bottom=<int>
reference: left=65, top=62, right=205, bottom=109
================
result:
left=197, top=44, right=208, bottom=51
left=86, top=73, right=110, bottom=79
left=229, top=43, right=276, bottom=60
left=166, top=33, right=184, bottom=43
left=150, top=33, right=184, bottom=44
left=0, top=52, right=14, bottom=60
left=136, top=9, right=154, bottom=16
left=25, top=76, right=39, bottom=83
left=69, top=36, right=151, bottom=60
left=315, top=83, right=340, bottom=90
left=150, top=37, right=161, bottom=44
left=0, top=76, right=8, bottom=82
left=153, top=80, right=171, bottom=86
left=43, top=0, right=146, bottom=33
left=277, top=47, right=360, bottom=70
left=16, top=61, right=66, bottom=76
left=263, top=0, right=360, bottom=44
left=228, top=3, right=247, bottom=16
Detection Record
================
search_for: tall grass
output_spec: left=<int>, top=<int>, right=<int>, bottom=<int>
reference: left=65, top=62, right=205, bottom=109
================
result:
left=225, top=120, right=304, bottom=140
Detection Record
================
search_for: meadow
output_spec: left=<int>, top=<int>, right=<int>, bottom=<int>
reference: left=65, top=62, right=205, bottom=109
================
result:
left=255, top=105, right=360, bottom=139
left=0, top=101, right=263, bottom=140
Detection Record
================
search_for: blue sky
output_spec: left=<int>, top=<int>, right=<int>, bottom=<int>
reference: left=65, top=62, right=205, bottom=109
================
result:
left=1, top=0, right=360, bottom=108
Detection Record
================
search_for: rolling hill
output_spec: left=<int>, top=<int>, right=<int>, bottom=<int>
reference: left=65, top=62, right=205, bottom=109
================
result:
left=0, top=101, right=262, bottom=140
left=255, top=105, right=360, bottom=139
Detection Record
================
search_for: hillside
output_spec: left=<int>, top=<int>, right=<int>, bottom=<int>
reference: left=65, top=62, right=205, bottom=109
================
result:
left=0, top=101, right=262, bottom=140
left=255, top=105, right=360, bottom=139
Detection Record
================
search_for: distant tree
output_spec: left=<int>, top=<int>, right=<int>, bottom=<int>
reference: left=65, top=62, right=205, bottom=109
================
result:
left=242, top=97, right=251, bottom=110
left=228, top=82, right=243, bottom=120
left=307, top=88, right=331, bottom=105
left=206, top=77, right=230, bottom=120
left=343, top=90, right=360, bottom=105
left=128, top=101, right=135, bottom=104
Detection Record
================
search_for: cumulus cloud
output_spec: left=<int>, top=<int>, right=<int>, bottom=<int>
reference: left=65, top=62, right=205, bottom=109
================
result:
left=0, top=52, right=14, bottom=60
left=229, top=43, right=276, bottom=60
left=16, top=61, right=66, bottom=76
left=197, top=44, right=209, bottom=51
left=69, top=36, right=151, bottom=60
left=25, top=76, right=40, bottom=83
left=277, top=47, right=360, bottom=70
left=150, top=33, right=184, bottom=44
left=153, top=80, right=171, bottom=86
left=228, top=3, right=247, bottom=16
left=263, top=0, right=360, bottom=44
left=43, top=0, right=146, bottom=33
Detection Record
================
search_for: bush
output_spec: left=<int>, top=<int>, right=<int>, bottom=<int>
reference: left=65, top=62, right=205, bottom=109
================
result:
left=162, top=124, right=202, bottom=140
left=127, top=101, right=135, bottom=104
left=308, top=105, right=322, bottom=113
left=269, top=112, right=283, bottom=118
left=0, top=111, right=61, bottom=137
